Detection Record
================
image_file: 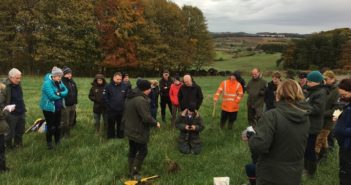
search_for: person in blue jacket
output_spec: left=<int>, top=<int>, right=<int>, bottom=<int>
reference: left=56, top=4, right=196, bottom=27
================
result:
left=334, top=78, right=351, bottom=185
left=39, top=67, right=68, bottom=150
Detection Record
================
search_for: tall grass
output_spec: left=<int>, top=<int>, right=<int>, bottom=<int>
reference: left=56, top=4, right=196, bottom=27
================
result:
left=0, top=76, right=338, bottom=185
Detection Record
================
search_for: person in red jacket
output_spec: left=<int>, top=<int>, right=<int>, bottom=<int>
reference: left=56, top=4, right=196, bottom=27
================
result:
left=169, top=76, right=183, bottom=127
left=214, top=72, right=244, bottom=129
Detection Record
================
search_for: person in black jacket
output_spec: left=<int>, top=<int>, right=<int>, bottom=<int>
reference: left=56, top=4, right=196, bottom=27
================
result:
left=175, top=104, right=204, bottom=155
left=159, top=70, right=173, bottom=122
left=104, top=72, right=129, bottom=139
left=264, top=71, right=282, bottom=111
left=88, top=74, right=107, bottom=134
left=61, top=66, right=78, bottom=137
left=334, top=78, right=351, bottom=185
left=178, top=74, right=203, bottom=111
left=148, top=80, right=159, bottom=120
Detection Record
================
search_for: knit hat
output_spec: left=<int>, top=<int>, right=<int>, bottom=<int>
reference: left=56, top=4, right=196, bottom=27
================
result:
left=338, top=78, right=351, bottom=92
left=62, top=66, right=72, bottom=75
left=307, top=71, right=323, bottom=83
left=52, top=67, right=63, bottom=77
left=298, top=72, right=308, bottom=79
left=137, top=79, right=151, bottom=91
left=323, top=70, right=336, bottom=79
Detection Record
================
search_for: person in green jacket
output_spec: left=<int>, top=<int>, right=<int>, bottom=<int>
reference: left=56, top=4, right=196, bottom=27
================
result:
left=175, top=104, right=204, bottom=155
left=0, top=83, right=10, bottom=172
left=248, top=79, right=311, bottom=185
left=123, top=80, right=160, bottom=179
left=247, top=68, right=267, bottom=127
left=315, top=70, right=340, bottom=162
left=304, top=70, right=327, bottom=177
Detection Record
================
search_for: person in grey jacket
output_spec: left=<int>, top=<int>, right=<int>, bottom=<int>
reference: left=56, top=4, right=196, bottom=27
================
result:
left=123, top=80, right=160, bottom=179
left=248, top=79, right=311, bottom=185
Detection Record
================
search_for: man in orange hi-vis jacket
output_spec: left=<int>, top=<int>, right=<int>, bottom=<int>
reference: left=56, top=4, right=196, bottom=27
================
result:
left=214, top=72, right=244, bottom=129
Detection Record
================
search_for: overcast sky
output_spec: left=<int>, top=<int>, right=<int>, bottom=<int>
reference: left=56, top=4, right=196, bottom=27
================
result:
left=171, top=0, right=351, bottom=34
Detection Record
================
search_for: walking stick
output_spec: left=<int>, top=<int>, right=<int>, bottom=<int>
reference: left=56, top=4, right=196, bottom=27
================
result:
left=212, top=102, right=216, bottom=118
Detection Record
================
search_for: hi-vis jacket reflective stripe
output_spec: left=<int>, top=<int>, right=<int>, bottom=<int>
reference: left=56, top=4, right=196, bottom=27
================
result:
left=213, top=80, right=244, bottom=112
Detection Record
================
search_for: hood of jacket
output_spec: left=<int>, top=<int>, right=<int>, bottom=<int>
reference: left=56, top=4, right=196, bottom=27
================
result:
left=275, top=100, right=311, bottom=124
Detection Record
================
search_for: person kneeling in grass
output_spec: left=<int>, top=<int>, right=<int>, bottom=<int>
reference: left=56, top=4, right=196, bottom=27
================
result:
left=175, top=104, right=204, bottom=155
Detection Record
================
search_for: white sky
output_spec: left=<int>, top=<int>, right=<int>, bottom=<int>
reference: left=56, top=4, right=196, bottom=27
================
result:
left=171, top=0, right=351, bottom=34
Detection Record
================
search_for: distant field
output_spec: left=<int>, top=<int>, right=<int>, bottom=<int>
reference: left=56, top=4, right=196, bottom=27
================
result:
left=210, top=51, right=281, bottom=74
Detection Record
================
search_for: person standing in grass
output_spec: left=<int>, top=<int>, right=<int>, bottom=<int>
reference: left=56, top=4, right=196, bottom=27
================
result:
left=40, top=67, right=68, bottom=150
left=4, top=68, right=26, bottom=149
left=247, top=68, right=267, bottom=127
left=175, top=104, right=204, bottom=155
left=264, top=71, right=282, bottom=111
left=104, top=72, right=128, bottom=139
left=159, top=70, right=173, bottom=123
left=0, top=82, right=10, bottom=172
left=178, top=74, right=204, bottom=111
left=169, top=76, right=182, bottom=127
left=213, top=72, right=244, bottom=129
left=248, top=79, right=311, bottom=185
left=304, top=70, right=326, bottom=177
left=333, top=78, right=351, bottom=185
left=148, top=80, right=159, bottom=120
left=123, top=80, right=160, bottom=178
left=315, top=70, right=339, bottom=162
left=88, top=74, right=107, bottom=134
left=61, top=66, right=78, bottom=137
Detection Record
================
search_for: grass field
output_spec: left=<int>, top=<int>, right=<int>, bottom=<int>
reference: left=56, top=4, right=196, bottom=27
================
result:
left=211, top=51, right=282, bottom=74
left=0, top=76, right=339, bottom=185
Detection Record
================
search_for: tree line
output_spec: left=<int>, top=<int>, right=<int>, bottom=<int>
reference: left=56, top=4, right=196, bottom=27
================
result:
left=0, top=0, right=214, bottom=77
left=280, top=28, right=351, bottom=70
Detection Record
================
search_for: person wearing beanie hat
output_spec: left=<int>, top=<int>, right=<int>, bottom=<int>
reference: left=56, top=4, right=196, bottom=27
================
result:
left=315, top=70, right=339, bottom=162
left=169, top=76, right=183, bottom=127
left=51, top=67, right=63, bottom=77
left=62, top=66, right=72, bottom=75
left=137, top=80, right=151, bottom=91
left=40, top=67, right=68, bottom=149
left=61, top=66, right=78, bottom=137
left=307, top=71, right=324, bottom=83
left=175, top=102, right=204, bottom=155
left=89, top=74, right=107, bottom=134
left=4, top=68, right=26, bottom=149
left=304, top=70, right=327, bottom=177
left=159, top=70, right=173, bottom=123
left=214, top=71, right=244, bottom=129
left=148, top=80, right=160, bottom=120
left=123, top=79, right=160, bottom=178
left=334, top=78, right=351, bottom=185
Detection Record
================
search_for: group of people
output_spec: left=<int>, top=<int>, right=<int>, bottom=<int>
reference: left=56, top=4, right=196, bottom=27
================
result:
left=0, top=67, right=351, bottom=185
left=233, top=68, right=351, bottom=185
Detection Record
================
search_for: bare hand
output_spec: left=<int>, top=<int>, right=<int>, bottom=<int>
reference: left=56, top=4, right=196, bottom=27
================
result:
left=191, top=125, right=196, bottom=131
left=156, top=122, right=161, bottom=128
